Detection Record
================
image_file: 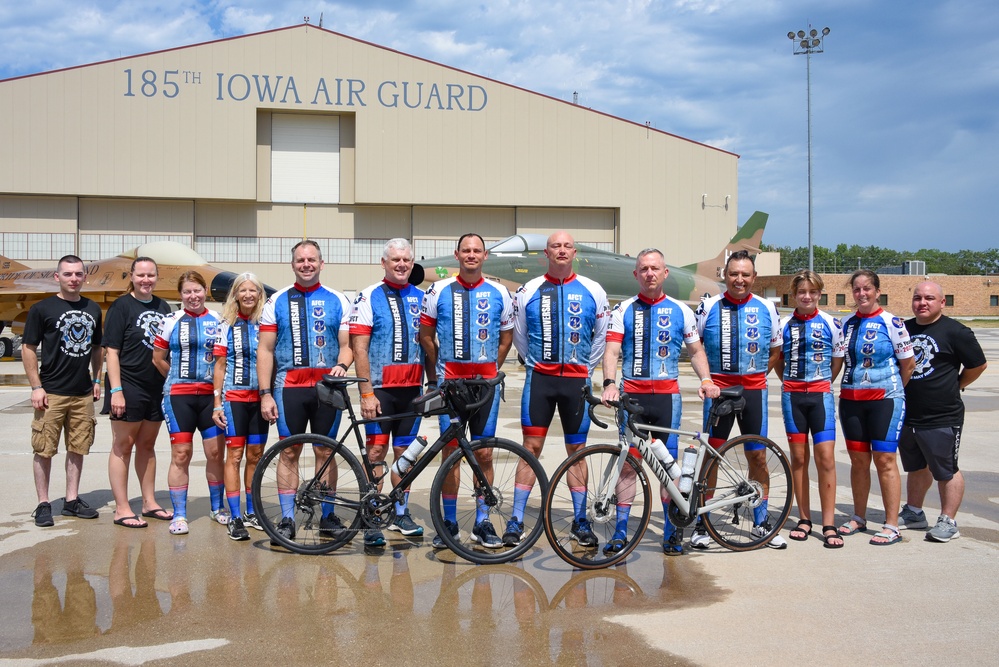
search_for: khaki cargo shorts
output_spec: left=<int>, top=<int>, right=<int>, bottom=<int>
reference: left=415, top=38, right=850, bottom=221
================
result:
left=31, top=393, right=96, bottom=458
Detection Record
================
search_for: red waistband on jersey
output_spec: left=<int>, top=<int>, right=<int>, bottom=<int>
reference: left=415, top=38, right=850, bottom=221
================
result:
left=783, top=380, right=832, bottom=393
left=711, top=373, right=768, bottom=390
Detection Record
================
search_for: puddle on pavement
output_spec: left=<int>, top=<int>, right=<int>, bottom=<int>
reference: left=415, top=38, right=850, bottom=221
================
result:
left=0, top=518, right=725, bottom=665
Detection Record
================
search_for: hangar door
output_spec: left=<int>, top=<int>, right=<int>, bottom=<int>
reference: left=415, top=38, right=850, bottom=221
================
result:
left=271, top=113, right=340, bottom=204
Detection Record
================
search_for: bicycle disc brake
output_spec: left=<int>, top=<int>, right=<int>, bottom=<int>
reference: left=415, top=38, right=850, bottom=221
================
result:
left=589, top=494, right=617, bottom=525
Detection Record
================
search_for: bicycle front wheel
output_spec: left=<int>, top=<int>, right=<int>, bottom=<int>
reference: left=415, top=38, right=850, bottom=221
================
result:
left=251, top=433, right=366, bottom=554
left=430, top=437, right=548, bottom=564
left=543, top=445, right=651, bottom=570
left=698, top=435, right=793, bottom=551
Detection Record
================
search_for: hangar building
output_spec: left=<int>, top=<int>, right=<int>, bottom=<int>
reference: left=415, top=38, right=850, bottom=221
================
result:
left=0, top=23, right=740, bottom=293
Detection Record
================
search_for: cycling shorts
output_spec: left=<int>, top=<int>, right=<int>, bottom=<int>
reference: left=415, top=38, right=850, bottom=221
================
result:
left=703, top=387, right=768, bottom=450
left=839, top=397, right=905, bottom=453
left=164, top=394, right=221, bottom=440
left=274, top=385, right=341, bottom=439
left=364, top=386, right=422, bottom=448
left=224, top=400, right=270, bottom=447
left=521, top=370, right=591, bottom=446
left=781, top=391, right=836, bottom=445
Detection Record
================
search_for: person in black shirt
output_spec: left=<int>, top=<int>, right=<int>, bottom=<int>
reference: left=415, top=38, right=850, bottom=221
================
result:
left=898, top=281, right=987, bottom=542
left=22, top=255, right=103, bottom=527
left=103, top=257, right=174, bottom=528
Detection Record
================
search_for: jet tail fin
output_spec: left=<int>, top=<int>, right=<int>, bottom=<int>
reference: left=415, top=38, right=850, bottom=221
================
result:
left=682, top=211, right=768, bottom=281
left=0, top=255, right=31, bottom=272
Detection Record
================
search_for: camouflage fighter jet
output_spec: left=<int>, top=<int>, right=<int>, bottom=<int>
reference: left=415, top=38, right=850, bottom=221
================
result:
left=412, top=211, right=769, bottom=304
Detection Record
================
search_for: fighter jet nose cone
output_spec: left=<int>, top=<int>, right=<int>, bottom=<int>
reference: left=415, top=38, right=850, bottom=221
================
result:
left=410, top=264, right=425, bottom=286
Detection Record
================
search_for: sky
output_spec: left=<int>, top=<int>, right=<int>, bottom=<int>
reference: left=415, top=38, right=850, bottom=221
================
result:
left=1, top=0, right=996, bottom=253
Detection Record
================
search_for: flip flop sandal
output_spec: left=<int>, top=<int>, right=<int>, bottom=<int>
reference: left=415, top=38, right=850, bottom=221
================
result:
left=142, top=508, right=174, bottom=521
left=113, top=515, right=148, bottom=529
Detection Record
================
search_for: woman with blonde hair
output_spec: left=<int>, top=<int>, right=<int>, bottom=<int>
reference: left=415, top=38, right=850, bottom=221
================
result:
left=212, top=273, right=269, bottom=541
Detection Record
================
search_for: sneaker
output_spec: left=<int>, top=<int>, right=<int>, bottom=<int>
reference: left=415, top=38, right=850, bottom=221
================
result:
left=926, top=514, right=960, bottom=543
left=271, top=517, right=296, bottom=545
left=33, top=502, right=54, bottom=527
left=603, top=530, right=627, bottom=554
left=502, top=518, right=524, bottom=547
left=62, top=497, right=98, bottom=519
left=431, top=519, right=460, bottom=549
left=689, top=523, right=711, bottom=550
left=387, top=512, right=425, bottom=537
left=364, top=529, right=386, bottom=547
left=209, top=508, right=231, bottom=526
left=570, top=518, right=598, bottom=548
left=663, top=528, right=685, bottom=556
left=228, top=517, right=250, bottom=541
left=752, top=521, right=788, bottom=549
left=471, top=520, right=503, bottom=549
left=899, top=505, right=929, bottom=530
left=319, top=513, right=346, bottom=537
left=244, top=513, right=263, bottom=531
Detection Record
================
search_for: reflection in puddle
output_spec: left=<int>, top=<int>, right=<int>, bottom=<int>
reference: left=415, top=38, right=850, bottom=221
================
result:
left=3, top=527, right=719, bottom=665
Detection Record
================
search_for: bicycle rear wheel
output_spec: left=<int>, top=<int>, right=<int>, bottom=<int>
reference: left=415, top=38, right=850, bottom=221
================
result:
left=251, top=433, right=366, bottom=554
left=430, top=437, right=548, bottom=564
left=543, top=445, right=651, bottom=570
left=698, top=435, right=793, bottom=551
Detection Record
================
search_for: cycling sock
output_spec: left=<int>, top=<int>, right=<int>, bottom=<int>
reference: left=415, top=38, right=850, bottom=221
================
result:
left=321, top=500, right=336, bottom=518
left=245, top=492, right=255, bottom=516
left=753, top=498, right=770, bottom=525
left=226, top=492, right=241, bottom=519
left=570, top=486, right=588, bottom=522
left=661, top=499, right=676, bottom=539
left=279, top=490, right=296, bottom=519
left=208, top=481, right=225, bottom=512
left=512, top=484, right=532, bottom=522
left=615, top=504, right=632, bottom=534
left=395, top=490, right=410, bottom=516
left=476, top=495, right=489, bottom=524
left=443, top=495, right=458, bottom=524
left=169, top=486, right=188, bottom=519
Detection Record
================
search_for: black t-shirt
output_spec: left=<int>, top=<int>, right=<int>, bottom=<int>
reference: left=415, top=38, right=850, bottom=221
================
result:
left=103, top=294, right=173, bottom=389
left=22, top=295, right=103, bottom=396
left=904, top=315, right=987, bottom=428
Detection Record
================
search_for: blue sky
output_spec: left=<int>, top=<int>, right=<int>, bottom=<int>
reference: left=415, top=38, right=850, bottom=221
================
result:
left=1, top=0, right=996, bottom=253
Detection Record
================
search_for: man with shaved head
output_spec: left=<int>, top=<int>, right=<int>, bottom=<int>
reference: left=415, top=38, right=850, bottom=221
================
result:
left=898, top=281, right=987, bottom=542
left=511, top=231, right=610, bottom=548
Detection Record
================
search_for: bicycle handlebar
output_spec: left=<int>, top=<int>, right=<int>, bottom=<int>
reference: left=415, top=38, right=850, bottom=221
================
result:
left=582, top=386, right=644, bottom=431
left=441, top=372, right=506, bottom=413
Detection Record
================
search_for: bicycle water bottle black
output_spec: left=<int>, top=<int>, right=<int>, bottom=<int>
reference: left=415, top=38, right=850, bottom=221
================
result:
left=679, top=445, right=697, bottom=494
left=648, top=438, right=681, bottom=480
left=391, top=435, right=428, bottom=475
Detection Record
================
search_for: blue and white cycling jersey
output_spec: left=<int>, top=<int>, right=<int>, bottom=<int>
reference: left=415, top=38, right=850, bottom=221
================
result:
left=260, top=282, right=351, bottom=388
left=154, top=309, right=222, bottom=395
left=212, top=315, right=262, bottom=401
left=840, top=308, right=913, bottom=401
left=607, top=293, right=698, bottom=394
left=696, top=292, right=781, bottom=389
left=779, top=309, right=845, bottom=392
left=513, top=273, right=609, bottom=378
left=421, top=276, right=513, bottom=380
left=349, top=280, right=424, bottom=388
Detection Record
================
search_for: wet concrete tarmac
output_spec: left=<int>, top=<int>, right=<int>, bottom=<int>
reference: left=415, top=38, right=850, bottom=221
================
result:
left=1, top=329, right=998, bottom=665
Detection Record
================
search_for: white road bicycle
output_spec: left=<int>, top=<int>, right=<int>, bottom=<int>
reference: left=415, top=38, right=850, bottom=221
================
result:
left=542, top=386, right=793, bottom=569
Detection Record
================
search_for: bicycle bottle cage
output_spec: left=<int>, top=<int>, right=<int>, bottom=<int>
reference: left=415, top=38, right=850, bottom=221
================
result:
left=316, top=376, right=348, bottom=411
left=708, top=386, right=745, bottom=426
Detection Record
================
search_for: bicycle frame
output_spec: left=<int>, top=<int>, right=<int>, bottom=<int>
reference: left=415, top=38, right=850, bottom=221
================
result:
left=307, top=380, right=501, bottom=527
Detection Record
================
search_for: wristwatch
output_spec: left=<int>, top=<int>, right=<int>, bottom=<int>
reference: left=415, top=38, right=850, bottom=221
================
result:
left=603, top=378, right=616, bottom=388
left=259, top=388, right=273, bottom=396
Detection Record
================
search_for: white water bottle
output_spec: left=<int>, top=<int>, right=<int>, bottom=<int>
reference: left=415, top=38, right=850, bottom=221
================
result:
left=679, top=445, right=697, bottom=494
left=391, top=436, right=428, bottom=475
left=648, top=438, right=681, bottom=480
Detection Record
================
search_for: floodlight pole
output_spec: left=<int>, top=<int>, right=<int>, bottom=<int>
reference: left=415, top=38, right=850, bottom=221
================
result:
left=788, top=25, right=830, bottom=272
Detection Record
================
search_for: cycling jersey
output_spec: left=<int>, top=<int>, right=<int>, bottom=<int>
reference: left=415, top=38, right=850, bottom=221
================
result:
left=154, top=309, right=222, bottom=396
left=513, top=273, right=609, bottom=378
left=420, top=275, right=513, bottom=380
left=696, top=292, right=781, bottom=389
left=607, top=293, right=698, bottom=394
left=349, top=280, right=424, bottom=388
left=212, top=314, right=262, bottom=402
left=840, top=308, right=913, bottom=401
left=260, top=283, right=351, bottom=388
left=778, top=309, right=845, bottom=393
